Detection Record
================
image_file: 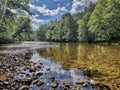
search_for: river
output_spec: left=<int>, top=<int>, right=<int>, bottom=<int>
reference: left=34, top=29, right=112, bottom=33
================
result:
left=0, top=42, right=120, bottom=90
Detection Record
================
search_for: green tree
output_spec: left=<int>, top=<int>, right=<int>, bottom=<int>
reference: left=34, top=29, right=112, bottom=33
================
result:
left=0, top=0, right=32, bottom=43
left=61, top=13, right=78, bottom=42
left=36, top=25, right=46, bottom=41
left=88, top=0, right=120, bottom=42
left=77, top=13, right=90, bottom=42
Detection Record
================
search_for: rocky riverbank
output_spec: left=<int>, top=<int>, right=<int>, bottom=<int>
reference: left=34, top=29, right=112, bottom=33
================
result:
left=0, top=52, right=111, bottom=90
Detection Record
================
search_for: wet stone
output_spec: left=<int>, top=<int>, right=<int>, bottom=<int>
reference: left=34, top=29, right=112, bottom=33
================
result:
left=3, top=81, right=9, bottom=85
left=29, top=68, right=36, bottom=73
left=18, top=85, right=29, bottom=90
left=63, top=82, right=70, bottom=88
left=50, top=82, right=58, bottom=88
left=37, top=81, right=44, bottom=86
left=46, top=68, right=51, bottom=71
left=36, top=72, right=43, bottom=76
left=70, top=87, right=80, bottom=90
left=11, top=87, right=16, bottom=90
left=36, top=65, right=42, bottom=69
left=32, top=79, right=38, bottom=84
left=50, top=76, right=55, bottom=81
left=75, top=81, right=85, bottom=86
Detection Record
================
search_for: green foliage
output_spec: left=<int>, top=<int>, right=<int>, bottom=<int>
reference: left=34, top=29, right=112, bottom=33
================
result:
left=61, top=13, right=78, bottom=41
left=36, top=13, right=78, bottom=42
left=88, top=0, right=120, bottom=42
left=0, top=0, right=32, bottom=43
left=77, top=13, right=90, bottom=42
left=36, top=1, right=120, bottom=43
left=36, top=25, right=46, bottom=41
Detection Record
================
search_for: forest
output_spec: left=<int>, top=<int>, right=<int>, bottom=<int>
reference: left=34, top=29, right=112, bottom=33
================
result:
left=0, top=0, right=120, bottom=44
left=36, top=0, right=120, bottom=43
left=0, top=0, right=33, bottom=44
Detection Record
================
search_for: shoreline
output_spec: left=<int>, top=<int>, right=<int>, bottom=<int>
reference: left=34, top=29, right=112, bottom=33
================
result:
left=0, top=52, right=111, bottom=90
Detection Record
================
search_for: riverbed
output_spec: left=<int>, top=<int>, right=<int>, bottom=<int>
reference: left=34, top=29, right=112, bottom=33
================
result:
left=0, top=42, right=120, bottom=90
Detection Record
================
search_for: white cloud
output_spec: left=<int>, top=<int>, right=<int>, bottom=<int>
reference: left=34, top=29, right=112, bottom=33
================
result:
left=9, top=8, right=29, bottom=18
left=29, top=3, right=36, bottom=9
left=29, top=3, right=67, bottom=16
left=30, top=15, right=49, bottom=30
left=71, top=0, right=97, bottom=14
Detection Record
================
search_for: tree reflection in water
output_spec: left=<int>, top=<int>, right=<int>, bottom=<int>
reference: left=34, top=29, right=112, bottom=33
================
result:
left=37, top=43, right=120, bottom=90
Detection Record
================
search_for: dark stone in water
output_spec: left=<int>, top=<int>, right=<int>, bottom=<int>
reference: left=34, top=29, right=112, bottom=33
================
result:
left=36, top=72, right=43, bottom=76
left=50, top=76, right=55, bottom=81
left=36, top=65, right=42, bottom=69
left=75, top=81, right=85, bottom=85
left=92, top=83, right=111, bottom=90
left=29, top=68, right=36, bottom=73
left=46, top=68, right=51, bottom=71
left=63, top=82, right=70, bottom=88
left=62, top=82, right=70, bottom=90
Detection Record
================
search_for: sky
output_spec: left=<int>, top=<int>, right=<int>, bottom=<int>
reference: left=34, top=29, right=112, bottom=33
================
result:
left=29, top=0, right=97, bottom=30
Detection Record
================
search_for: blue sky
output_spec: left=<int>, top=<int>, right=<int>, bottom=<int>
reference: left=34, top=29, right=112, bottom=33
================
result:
left=29, top=0, right=97, bottom=30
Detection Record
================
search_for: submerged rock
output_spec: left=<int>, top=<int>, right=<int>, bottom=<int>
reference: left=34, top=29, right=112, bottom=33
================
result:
left=37, top=81, right=44, bottom=86
left=35, top=72, right=43, bottom=76
left=92, top=83, right=111, bottom=90
left=18, top=85, right=29, bottom=90
left=50, top=82, right=58, bottom=88
left=62, top=82, right=70, bottom=89
left=32, top=79, right=44, bottom=86
left=49, top=76, right=55, bottom=81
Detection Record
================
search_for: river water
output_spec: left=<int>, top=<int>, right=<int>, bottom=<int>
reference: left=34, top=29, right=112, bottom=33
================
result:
left=0, top=42, right=120, bottom=90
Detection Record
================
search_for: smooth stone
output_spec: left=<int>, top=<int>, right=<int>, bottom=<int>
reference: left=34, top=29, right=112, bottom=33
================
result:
left=50, top=83, right=58, bottom=88
left=32, top=79, right=38, bottom=84
left=37, top=81, right=44, bottom=86
left=3, top=81, right=9, bottom=85
left=32, top=79, right=44, bottom=86
left=11, top=87, right=16, bottom=90
left=89, top=79, right=95, bottom=85
left=18, top=85, right=29, bottom=90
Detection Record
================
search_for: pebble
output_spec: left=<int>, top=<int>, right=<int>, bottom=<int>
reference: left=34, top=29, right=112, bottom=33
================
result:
left=50, top=82, right=58, bottom=88
left=18, top=85, right=29, bottom=90
left=50, top=76, right=55, bottom=81
left=0, top=49, right=111, bottom=90
left=37, top=81, right=44, bottom=86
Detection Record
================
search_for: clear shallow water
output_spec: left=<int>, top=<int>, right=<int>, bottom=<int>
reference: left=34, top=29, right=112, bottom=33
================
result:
left=36, top=43, right=120, bottom=89
left=0, top=42, right=120, bottom=89
left=30, top=52, right=93, bottom=90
